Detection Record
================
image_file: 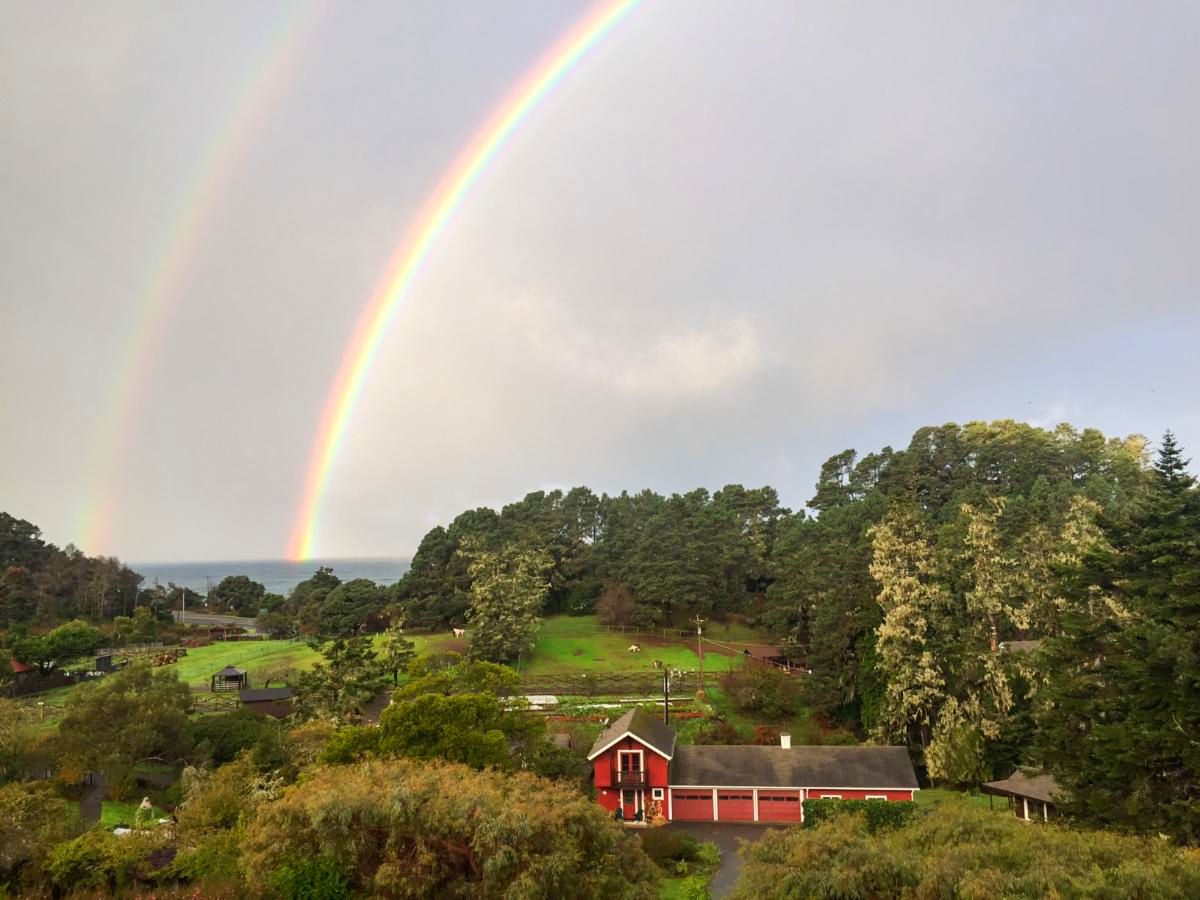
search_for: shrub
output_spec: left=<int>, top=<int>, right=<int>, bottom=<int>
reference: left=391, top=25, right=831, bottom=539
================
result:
left=721, top=664, right=806, bottom=719
left=189, top=711, right=265, bottom=765
left=640, top=829, right=700, bottom=868
left=733, top=798, right=1200, bottom=899
left=694, top=718, right=744, bottom=745
left=46, top=829, right=164, bottom=893
left=803, top=799, right=917, bottom=832
left=269, top=854, right=352, bottom=900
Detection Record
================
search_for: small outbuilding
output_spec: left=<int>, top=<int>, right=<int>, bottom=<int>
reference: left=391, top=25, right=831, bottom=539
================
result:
left=981, top=769, right=1060, bottom=821
left=239, top=687, right=293, bottom=718
left=210, top=665, right=248, bottom=693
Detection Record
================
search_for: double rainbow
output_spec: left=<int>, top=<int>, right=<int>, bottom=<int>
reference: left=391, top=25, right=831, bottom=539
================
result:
left=78, top=2, right=327, bottom=554
left=287, top=0, right=641, bottom=560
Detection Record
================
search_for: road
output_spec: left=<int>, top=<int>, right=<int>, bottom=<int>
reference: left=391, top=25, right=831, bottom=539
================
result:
left=170, top=610, right=256, bottom=628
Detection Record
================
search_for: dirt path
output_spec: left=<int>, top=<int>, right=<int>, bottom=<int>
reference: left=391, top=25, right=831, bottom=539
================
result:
left=80, top=772, right=105, bottom=825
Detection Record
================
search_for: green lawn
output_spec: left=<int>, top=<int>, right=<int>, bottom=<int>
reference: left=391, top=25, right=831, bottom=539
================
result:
left=915, top=788, right=1004, bottom=812
left=100, top=800, right=168, bottom=828
left=164, top=640, right=322, bottom=689
left=520, top=616, right=764, bottom=676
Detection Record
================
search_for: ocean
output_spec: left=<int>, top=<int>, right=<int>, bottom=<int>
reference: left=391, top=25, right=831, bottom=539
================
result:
left=133, top=558, right=410, bottom=596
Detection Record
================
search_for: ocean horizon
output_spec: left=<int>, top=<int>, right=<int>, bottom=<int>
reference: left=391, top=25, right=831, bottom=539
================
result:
left=134, top=557, right=410, bottom=596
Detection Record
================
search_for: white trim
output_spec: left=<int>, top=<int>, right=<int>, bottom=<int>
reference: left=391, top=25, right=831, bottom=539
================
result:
left=667, top=788, right=672, bottom=819
left=651, top=787, right=664, bottom=800
left=617, top=749, right=645, bottom=777
left=587, top=733, right=673, bottom=761
left=865, top=795, right=887, bottom=801
left=752, top=788, right=759, bottom=822
left=817, top=794, right=842, bottom=800
left=1022, top=798, right=1029, bottom=821
left=712, top=788, right=719, bottom=821
left=667, top=785, right=912, bottom=792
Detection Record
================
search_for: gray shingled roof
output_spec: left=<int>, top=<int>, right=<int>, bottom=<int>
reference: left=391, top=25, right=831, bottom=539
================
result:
left=982, top=770, right=1061, bottom=804
left=239, top=687, right=293, bottom=703
left=588, top=707, right=677, bottom=759
left=669, top=744, right=919, bottom=789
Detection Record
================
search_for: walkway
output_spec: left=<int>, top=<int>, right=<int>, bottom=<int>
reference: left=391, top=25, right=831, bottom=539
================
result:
left=663, top=822, right=779, bottom=898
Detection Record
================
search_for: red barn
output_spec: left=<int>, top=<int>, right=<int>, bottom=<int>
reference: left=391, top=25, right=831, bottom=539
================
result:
left=588, top=708, right=918, bottom=824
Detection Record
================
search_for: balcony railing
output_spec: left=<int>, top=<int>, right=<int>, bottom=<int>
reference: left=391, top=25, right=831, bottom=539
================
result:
left=612, top=769, right=647, bottom=787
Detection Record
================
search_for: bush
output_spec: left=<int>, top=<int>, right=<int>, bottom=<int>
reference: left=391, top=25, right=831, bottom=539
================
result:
left=318, top=725, right=380, bottom=765
left=269, top=854, right=352, bottom=900
left=721, top=664, right=806, bottom=720
left=189, top=711, right=265, bottom=766
left=803, top=799, right=917, bottom=832
left=640, top=829, right=700, bottom=868
left=731, top=799, right=1200, bottom=899
left=46, top=829, right=164, bottom=893
left=694, top=718, right=744, bottom=745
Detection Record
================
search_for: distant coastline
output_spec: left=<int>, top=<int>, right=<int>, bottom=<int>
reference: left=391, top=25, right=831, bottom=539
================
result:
left=133, top=557, right=410, bottom=595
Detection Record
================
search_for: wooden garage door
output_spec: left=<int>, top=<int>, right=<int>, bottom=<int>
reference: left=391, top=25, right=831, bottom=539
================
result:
left=670, top=790, right=714, bottom=821
left=758, top=790, right=802, bottom=822
left=717, top=791, right=755, bottom=821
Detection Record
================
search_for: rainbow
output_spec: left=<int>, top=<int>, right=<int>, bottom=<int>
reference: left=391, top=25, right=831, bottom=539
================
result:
left=78, top=3, right=327, bottom=554
left=287, top=0, right=641, bottom=560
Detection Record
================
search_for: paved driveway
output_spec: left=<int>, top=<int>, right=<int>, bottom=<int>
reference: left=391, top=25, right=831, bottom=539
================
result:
left=663, top=822, right=782, bottom=898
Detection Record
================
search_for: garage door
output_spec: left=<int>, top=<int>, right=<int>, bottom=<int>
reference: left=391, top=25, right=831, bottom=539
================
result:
left=717, top=791, right=755, bottom=821
left=758, top=790, right=802, bottom=823
left=670, top=790, right=714, bottom=821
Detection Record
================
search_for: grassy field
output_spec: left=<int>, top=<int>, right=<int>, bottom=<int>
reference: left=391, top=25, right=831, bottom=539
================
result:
left=520, top=616, right=767, bottom=676
left=100, top=799, right=168, bottom=828
left=915, top=788, right=1005, bottom=812
left=165, top=640, right=323, bottom=689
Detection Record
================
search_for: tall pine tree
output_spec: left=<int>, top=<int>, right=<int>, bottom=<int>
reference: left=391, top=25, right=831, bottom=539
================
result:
left=1037, top=431, right=1200, bottom=843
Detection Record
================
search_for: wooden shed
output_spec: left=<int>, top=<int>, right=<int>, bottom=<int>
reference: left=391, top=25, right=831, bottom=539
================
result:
left=238, top=687, right=293, bottom=718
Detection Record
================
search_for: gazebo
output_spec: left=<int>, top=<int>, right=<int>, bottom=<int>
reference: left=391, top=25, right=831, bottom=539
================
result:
left=210, top=665, right=248, bottom=693
left=981, top=769, right=1061, bottom=821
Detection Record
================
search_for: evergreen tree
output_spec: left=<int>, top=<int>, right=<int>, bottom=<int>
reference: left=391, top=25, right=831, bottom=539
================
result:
left=1037, top=431, right=1200, bottom=842
left=464, top=542, right=551, bottom=664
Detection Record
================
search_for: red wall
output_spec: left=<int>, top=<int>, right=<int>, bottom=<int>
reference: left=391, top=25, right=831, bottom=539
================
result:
left=592, top=736, right=670, bottom=812
left=807, top=789, right=915, bottom=801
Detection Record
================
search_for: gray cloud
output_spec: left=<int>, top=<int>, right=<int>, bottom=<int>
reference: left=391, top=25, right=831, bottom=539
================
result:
left=2, top=1, right=1198, bottom=561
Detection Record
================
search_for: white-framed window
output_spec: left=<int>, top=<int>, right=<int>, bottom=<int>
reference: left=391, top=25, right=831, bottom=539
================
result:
left=865, top=795, right=887, bottom=801
left=820, top=794, right=842, bottom=800
left=652, top=788, right=664, bottom=800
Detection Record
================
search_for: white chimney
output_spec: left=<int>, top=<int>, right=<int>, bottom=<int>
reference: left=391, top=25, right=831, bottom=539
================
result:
left=780, top=734, right=791, bottom=749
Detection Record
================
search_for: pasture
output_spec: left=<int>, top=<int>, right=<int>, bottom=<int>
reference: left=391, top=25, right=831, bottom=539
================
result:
left=519, top=615, right=772, bottom=676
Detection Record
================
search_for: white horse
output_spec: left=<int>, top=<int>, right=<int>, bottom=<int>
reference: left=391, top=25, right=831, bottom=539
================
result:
left=452, top=628, right=465, bottom=639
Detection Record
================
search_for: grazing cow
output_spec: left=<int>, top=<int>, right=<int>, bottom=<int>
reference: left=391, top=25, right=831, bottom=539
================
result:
left=627, top=643, right=641, bottom=653
left=653, top=659, right=663, bottom=669
left=452, top=628, right=465, bottom=639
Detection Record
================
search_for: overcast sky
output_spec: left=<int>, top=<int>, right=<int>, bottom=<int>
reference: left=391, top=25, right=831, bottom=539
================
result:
left=2, top=1, right=1198, bottom=563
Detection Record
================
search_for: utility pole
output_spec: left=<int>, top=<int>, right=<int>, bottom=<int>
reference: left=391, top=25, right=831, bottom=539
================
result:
left=663, top=669, right=671, bottom=725
left=693, top=614, right=705, bottom=699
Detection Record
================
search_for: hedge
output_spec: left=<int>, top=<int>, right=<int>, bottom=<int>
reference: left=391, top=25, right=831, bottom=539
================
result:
left=803, top=799, right=917, bottom=831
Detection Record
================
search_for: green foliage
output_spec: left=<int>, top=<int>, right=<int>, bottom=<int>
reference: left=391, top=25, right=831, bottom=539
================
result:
left=465, top=540, right=551, bottom=663
left=639, top=829, right=700, bottom=868
left=376, top=693, right=523, bottom=769
left=802, top=798, right=917, bottom=831
left=54, top=663, right=193, bottom=793
left=43, top=618, right=104, bottom=660
left=292, top=636, right=387, bottom=720
left=720, top=663, right=806, bottom=719
left=318, top=725, right=380, bottom=765
left=46, top=829, right=164, bottom=893
left=210, top=575, right=266, bottom=617
left=0, top=780, right=79, bottom=884
left=240, top=758, right=659, bottom=899
left=1037, top=431, right=1200, bottom=843
left=730, top=798, right=1200, bottom=899
left=269, top=854, right=351, bottom=900
left=189, top=711, right=267, bottom=766
left=317, top=578, right=383, bottom=636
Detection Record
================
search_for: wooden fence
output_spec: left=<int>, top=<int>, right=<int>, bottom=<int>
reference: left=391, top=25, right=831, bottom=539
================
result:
left=518, top=671, right=699, bottom=697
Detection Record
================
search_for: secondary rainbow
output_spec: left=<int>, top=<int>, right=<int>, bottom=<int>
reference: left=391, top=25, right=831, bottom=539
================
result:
left=287, top=0, right=642, bottom=560
left=77, top=2, right=326, bottom=554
